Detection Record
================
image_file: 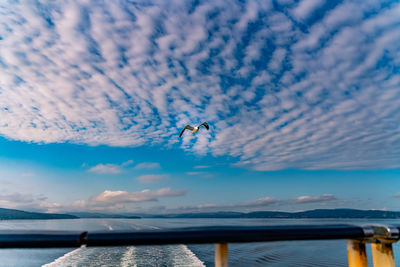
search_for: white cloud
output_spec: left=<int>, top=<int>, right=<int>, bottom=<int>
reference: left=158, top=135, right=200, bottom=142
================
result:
left=174, top=196, right=278, bottom=213
left=1, top=0, right=399, bottom=170
left=134, top=162, right=161, bottom=170
left=239, top=197, right=277, bottom=207
left=291, top=0, right=325, bottom=21
left=121, top=160, right=134, bottom=167
left=88, top=164, right=122, bottom=174
left=87, top=160, right=134, bottom=174
left=136, top=174, right=167, bottom=184
left=193, top=165, right=211, bottom=169
left=295, top=194, right=337, bottom=204
left=155, top=194, right=338, bottom=213
left=92, top=188, right=185, bottom=203
left=0, top=193, right=34, bottom=204
left=71, top=187, right=186, bottom=211
left=0, top=193, right=62, bottom=213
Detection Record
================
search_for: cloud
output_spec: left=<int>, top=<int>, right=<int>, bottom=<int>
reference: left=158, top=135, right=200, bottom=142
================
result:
left=393, top=193, right=400, bottom=198
left=0, top=193, right=62, bottom=213
left=291, top=0, right=325, bottom=21
left=193, top=165, right=211, bottom=169
left=88, top=164, right=123, bottom=174
left=239, top=197, right=277, bottom=207
left=92, top=188, right=185, bottom=203
left=294, top=194, right=337, bottom=204
left=173, top=194, right=337, bottom=213
left=1, top=0, right=400, bottom=170
left=173, top=197, right=278, bottom=213
left=72, top=187, right=186, bottom=211
left=87, top=160, right=133, bottom=174
left=134, top=162, right=161, bottom=170
left=0, top=193, right=35, bottom=204
left=136, top=174, right=167, bottom=184
left=69, top=193, right=337, bottom=213
left=121, top=160, right=134, bottom=167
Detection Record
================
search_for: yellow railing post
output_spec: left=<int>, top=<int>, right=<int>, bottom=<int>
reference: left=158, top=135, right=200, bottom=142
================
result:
left=215, top=243, right=228, bottom=267
left=347, top=240, right=368, bottom=267
left=371, top=243, right=395, bottom=267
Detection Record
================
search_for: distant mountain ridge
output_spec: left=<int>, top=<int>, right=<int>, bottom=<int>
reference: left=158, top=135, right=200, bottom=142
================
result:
left=68, top=212, right=140, bottom=219
left=0, top=208, right=77, bottom=220
left=1, top=208, right=399, bottom=220
left=140, top=209, right=400, bottom=219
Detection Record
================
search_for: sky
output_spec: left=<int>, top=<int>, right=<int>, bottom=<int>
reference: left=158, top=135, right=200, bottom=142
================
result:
left=0, top=0, right=399, bottom=214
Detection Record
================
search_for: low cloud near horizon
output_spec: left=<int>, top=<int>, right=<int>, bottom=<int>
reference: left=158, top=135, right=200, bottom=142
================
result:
left=0, top=192, right=62, bottom=213
left=146, top=194, right=340, bottom=214
left=0, top=191, right=349, bottom=213
left=295, top=194, right=337, bottom=204
left=1, top=0, right=400, bottom=170
left=71, top=188, right=186, bottom=211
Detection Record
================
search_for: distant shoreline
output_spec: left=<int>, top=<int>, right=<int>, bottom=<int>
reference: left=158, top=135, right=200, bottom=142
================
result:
left=141, top=209, right=400, bottom=219
left=2, top=208, right=400, bottom=220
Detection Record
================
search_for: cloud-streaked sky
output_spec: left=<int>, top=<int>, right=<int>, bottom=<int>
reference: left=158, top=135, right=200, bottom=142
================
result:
left=0, top=0, right=399, bottom=213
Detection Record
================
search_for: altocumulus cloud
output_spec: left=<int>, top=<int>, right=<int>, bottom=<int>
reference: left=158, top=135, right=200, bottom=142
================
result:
left=1, top=0, right=400, bottom=170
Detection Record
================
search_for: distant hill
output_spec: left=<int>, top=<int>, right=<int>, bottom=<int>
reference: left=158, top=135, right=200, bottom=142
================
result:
left=140, top=209, right=400, bottom=219
left=69, top=212, right=140, bottom=219
left=2, top=208, right=398, bottom=220
left=0, top=208, right=77, bottom=220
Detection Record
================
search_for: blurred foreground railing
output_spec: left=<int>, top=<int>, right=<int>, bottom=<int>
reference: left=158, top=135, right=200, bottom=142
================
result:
left=0, top=224, right=398, bottom=267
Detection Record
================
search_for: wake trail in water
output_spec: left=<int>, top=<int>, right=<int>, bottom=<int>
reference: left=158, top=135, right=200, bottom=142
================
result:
left=120, top=247, right=137, bottom=267
left=43, top=244, right=204, bottom=266
left=42, top=246, right=87, bottom=267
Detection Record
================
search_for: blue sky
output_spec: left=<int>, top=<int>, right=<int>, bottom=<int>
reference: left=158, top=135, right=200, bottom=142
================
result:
left=0, top=0, right=399, bottom=213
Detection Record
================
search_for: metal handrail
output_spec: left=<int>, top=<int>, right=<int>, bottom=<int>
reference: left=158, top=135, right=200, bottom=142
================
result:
left=0, top=224, right=398, bottom=267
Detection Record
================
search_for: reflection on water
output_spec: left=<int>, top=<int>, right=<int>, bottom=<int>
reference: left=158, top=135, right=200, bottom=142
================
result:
left=0, top=218, right=398, bottom=267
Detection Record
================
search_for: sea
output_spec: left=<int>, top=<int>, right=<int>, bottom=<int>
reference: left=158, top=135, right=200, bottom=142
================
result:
left=0, top=218, right=399, bottom=267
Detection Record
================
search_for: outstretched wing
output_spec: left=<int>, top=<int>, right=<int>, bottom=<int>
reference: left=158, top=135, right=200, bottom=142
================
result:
left=179, top=125, right=194, bottom=137
left=199, top=122, right=209, bottom=130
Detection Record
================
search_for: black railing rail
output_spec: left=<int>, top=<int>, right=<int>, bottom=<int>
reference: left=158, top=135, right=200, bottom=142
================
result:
left=0, top=224, right=398, bottom=267
left=86, top=224, right=372, bottom=247
left=0, top=230, right=86, bottom=248
left=0, top=224, right=372, bottom=248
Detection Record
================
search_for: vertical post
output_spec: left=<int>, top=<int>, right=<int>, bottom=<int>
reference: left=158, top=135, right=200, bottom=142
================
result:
left=215, top=243, right=228, bottom=267
left=347, top=240, right=368, bottom=267
left=371, top=243, right=395, bottom=267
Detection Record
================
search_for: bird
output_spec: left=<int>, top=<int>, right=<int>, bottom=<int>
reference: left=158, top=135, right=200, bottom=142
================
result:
left=179, top=122, right=209, bottom=138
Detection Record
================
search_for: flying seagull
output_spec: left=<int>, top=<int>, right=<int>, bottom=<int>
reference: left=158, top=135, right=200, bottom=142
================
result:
left=179, top=122, right=209, bottom=138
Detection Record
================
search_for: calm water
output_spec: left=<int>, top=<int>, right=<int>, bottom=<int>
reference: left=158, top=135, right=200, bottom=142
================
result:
left=0, top=218, right=399, bottom=266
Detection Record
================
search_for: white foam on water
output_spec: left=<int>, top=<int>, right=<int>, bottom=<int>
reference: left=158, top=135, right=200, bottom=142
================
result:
left=41, top=229, right=204, bottom=267
left=174, top=245, right=205, bottom=267
left=42, top=246, right=87, bottom=267
left=121, top=245, right=205, bottom=267
left=120, top=247, right=137, bottom=267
